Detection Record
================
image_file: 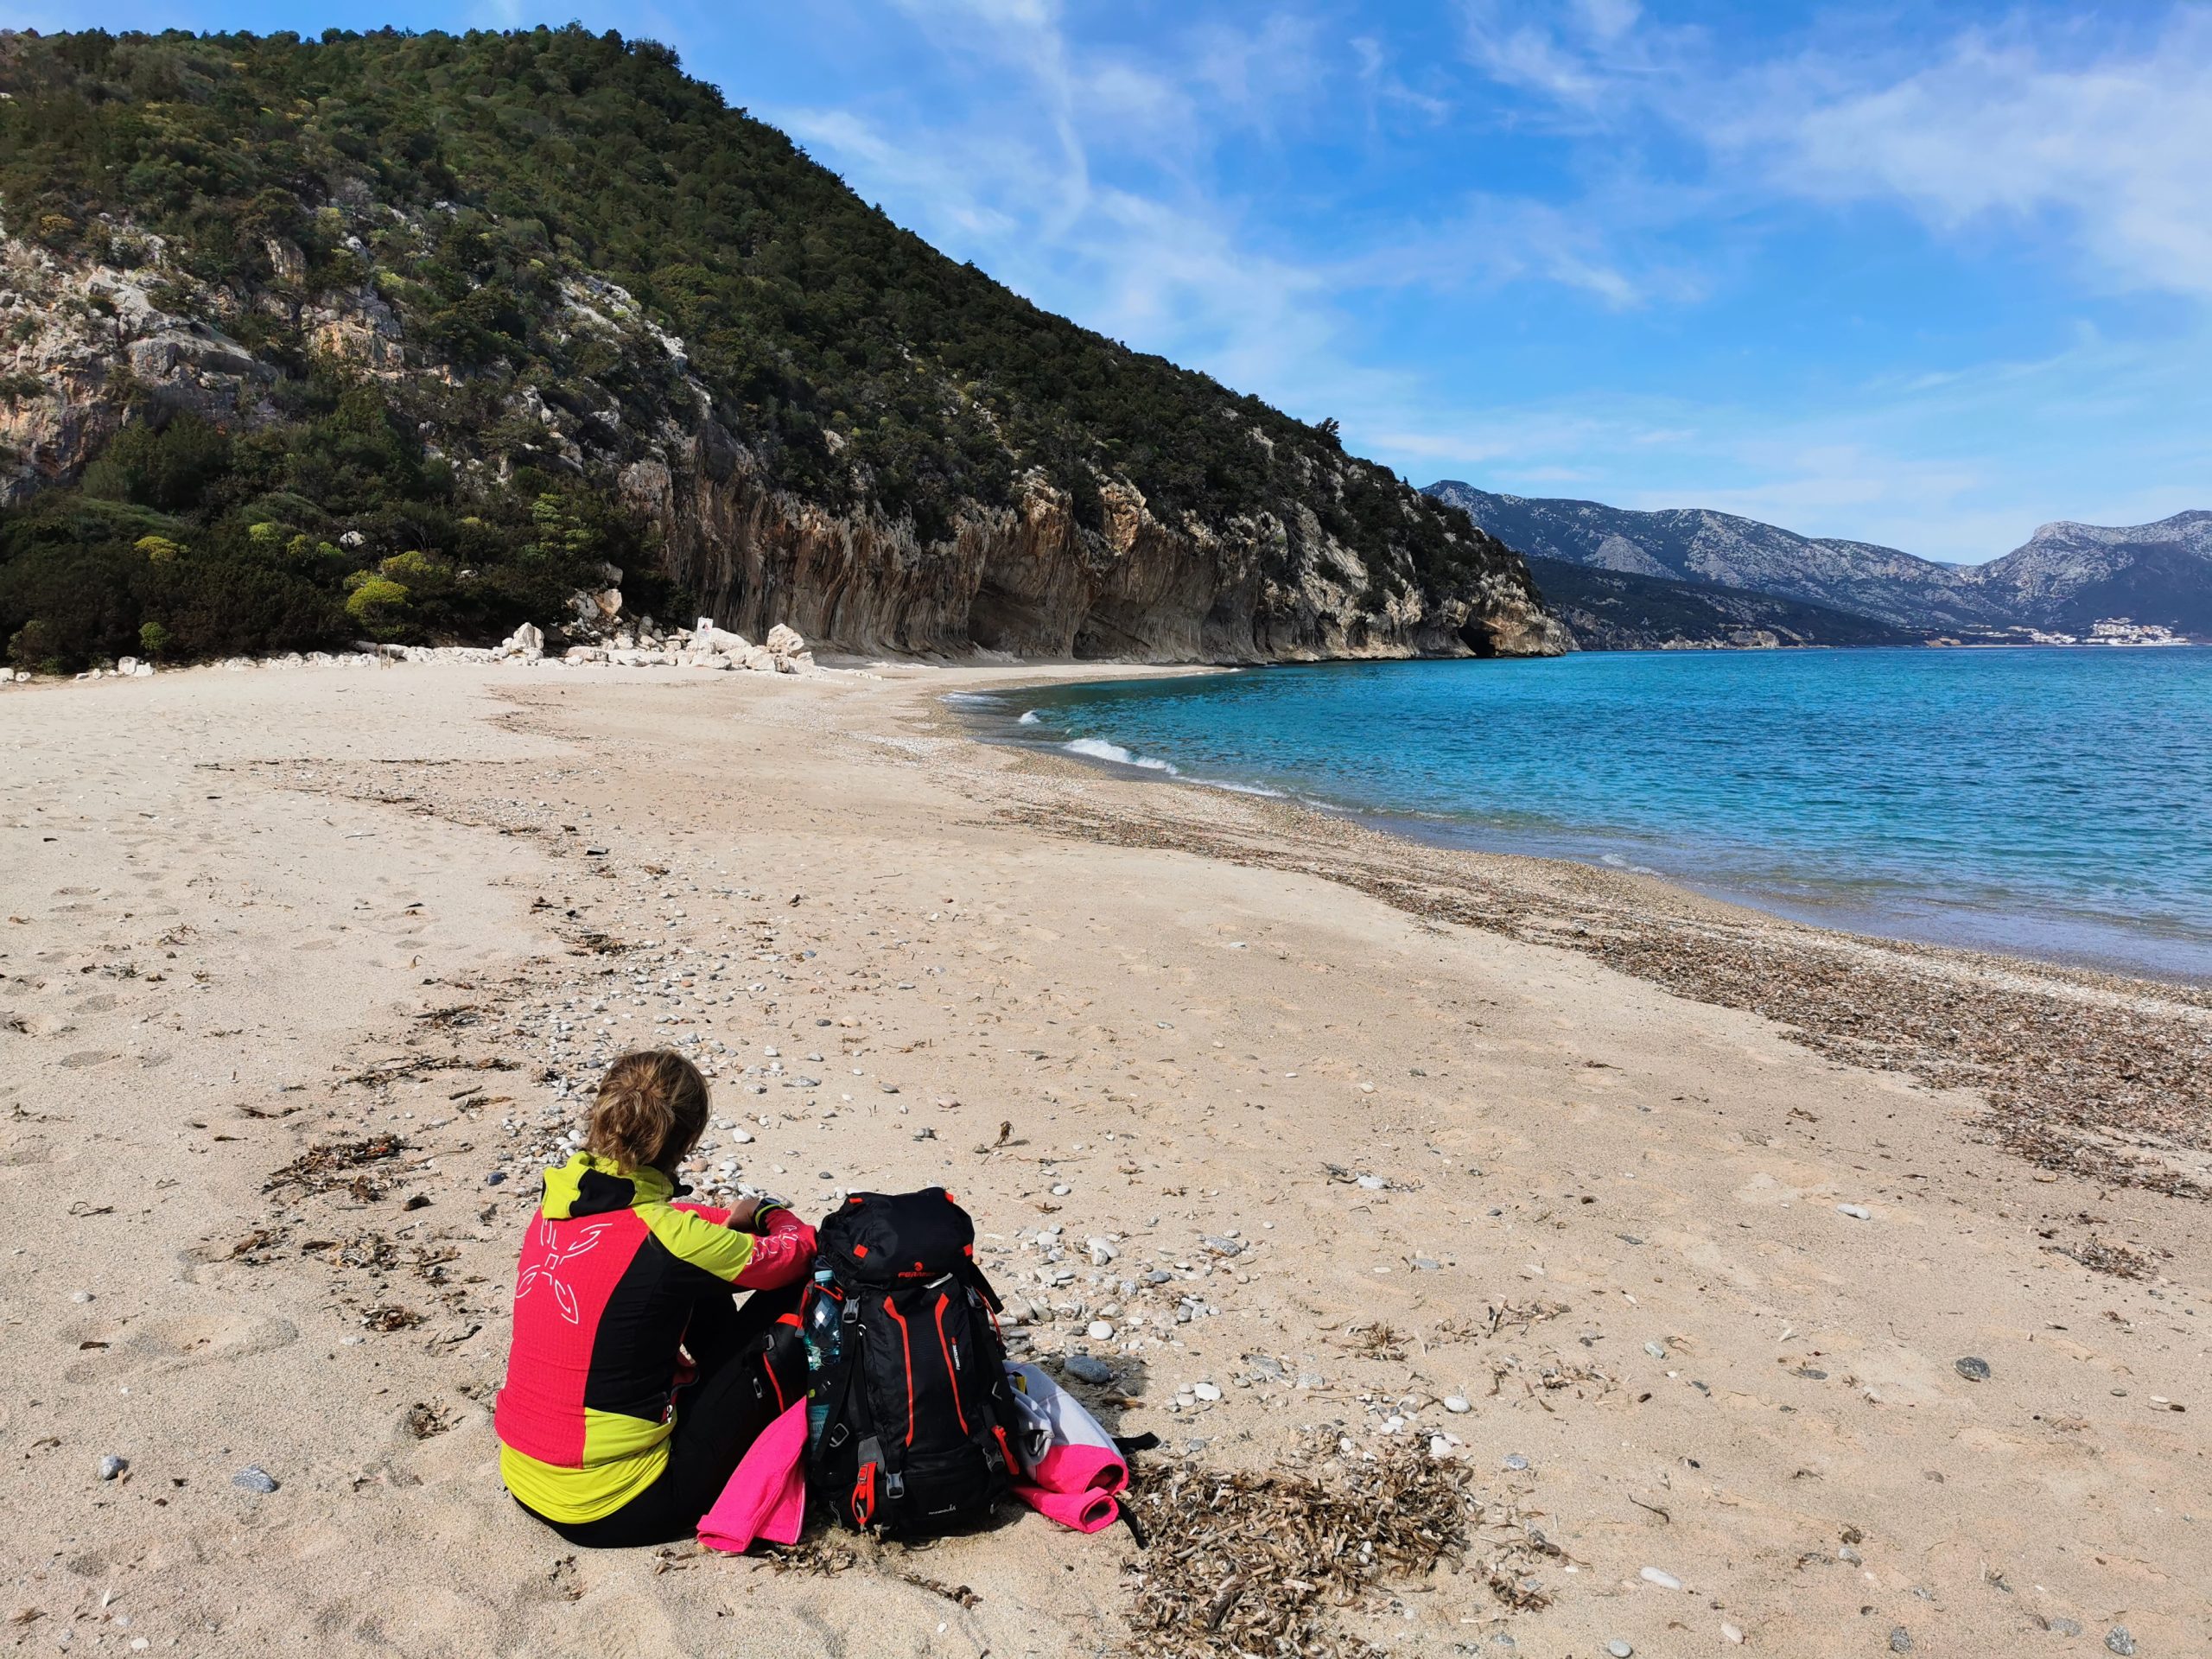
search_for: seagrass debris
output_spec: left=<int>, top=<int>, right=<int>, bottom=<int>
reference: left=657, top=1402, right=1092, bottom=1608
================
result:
left=263, top=1135, right=409, bottom=1195
left=1121, top=1439, right=1548, bottom=1658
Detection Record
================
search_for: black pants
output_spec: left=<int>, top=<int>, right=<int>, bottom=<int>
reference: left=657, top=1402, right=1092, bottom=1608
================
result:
left=523, top=1281, right=804, bottom=1548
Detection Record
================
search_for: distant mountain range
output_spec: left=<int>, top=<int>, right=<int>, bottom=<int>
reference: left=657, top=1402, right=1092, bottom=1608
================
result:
left=1424, top=482, right=2212, bottom=647
left=1519, top=556, right=1920, bottom=652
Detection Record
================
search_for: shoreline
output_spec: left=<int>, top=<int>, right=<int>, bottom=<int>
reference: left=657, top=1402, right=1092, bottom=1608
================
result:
left=3, top=658, right=2207, bottom=1656
left=956, top=652, right=2212, bottom=989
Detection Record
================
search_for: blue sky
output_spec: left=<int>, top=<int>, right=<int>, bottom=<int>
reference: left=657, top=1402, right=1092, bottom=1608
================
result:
left=26, top=2, right=2212, bottom=563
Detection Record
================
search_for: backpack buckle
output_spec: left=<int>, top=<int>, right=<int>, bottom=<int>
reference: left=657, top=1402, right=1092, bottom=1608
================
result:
left=885, top=1471, right=906, bottom=1499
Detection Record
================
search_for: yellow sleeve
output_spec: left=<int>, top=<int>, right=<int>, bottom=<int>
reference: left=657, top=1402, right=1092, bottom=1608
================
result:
left=640, top=1202, right=758, bottom=1283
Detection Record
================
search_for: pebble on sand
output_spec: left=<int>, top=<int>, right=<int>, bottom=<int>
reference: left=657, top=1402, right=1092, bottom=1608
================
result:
left=1837, top=1204, right=1872, bottom=1220
left=1889, top=1628, right=1913, bottom=1653
left=1606, top=1643, right=1633, bottom=1657
left=1062, top=1354, right=1113, bottom=1384
left=99, top=1454, right=126, bottom=1481
left=1954, top=1356, right=1992, bottom=1382
left=2105, top=1627, right=2135, bottom=1656
left=232, top=1465, right=279, bottom=1494
left=1638, top=1567, right=1683, bottom=1591
left=1443, top=1395, right=1471, bottom=1414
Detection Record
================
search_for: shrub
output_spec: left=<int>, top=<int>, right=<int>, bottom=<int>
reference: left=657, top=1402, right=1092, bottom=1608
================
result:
left=344, top=573, right=410, bottom=632
left=79, top=412, right=234, bottom=512
left=141, top=556, right=342, bottom=657
left=378, top=549, right=454, bottom=593
left=7, top=619, right=61, bottom=673
left=138, top=619, right=171, bottom=658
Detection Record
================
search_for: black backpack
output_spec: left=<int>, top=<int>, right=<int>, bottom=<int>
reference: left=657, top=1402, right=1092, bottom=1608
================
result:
left=806, top=1187, right=1018, bottom=1535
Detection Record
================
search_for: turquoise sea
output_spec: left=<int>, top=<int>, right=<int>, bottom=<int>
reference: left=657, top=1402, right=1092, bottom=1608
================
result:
left=967, top=647, right=2212, bottom=983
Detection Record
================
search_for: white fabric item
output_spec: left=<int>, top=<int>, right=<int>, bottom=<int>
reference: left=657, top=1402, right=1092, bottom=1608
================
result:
left=1006, top=1361, right=1119, bottom=1480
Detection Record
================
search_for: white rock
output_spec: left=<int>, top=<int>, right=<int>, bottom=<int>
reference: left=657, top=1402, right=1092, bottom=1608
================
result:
left=1639, top=1567, right=1684, bottom=1591
left=118, top=656, right=141, bottom=675
left=1837, top=1204, right=1872, bottom=1220
left=1192, top=1382, right=1222, bottom=1402
left=694, top=625, right=753, bottom=654
left=1086, top=1320, right=1114, bottom=1341
left=1442, top=1395, right=1471, bottom=1414
left=502, top=621, right=545, bottom=660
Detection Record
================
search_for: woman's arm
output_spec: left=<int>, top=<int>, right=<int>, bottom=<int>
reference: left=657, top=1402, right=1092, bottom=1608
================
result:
left=730, top=1204, right=816, bottom=1290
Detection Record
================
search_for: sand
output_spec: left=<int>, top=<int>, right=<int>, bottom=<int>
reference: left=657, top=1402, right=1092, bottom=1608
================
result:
left=2, top=658, right=2205, bottom=1658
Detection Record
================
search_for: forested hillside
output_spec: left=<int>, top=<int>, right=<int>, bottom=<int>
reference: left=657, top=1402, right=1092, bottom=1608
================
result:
left=0, top=26, right=1561, bottom=671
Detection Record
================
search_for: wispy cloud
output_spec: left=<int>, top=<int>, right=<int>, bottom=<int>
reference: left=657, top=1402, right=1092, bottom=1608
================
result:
left=1749, top=11, right=2212, bottom=301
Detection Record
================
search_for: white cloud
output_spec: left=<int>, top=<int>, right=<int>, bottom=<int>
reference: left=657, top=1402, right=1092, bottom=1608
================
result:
left=1750, top=12, right=2212, bottom=300
left=1451, top=2, right=2212, bottom=303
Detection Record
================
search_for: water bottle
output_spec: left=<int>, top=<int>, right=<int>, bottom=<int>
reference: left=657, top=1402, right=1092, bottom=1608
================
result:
left=803, top=1268, right=842, bottom=1448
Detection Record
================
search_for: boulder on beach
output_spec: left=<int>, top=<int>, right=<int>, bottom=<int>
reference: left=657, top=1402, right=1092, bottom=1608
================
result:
left=766, top=623, right=816, bottom=673
left=692, top=625, right=753, bottom=656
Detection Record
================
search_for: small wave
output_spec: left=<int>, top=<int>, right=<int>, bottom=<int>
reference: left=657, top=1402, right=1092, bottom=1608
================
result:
left=1018, top=709, right=1041, bottom=725
left=1065, top=737, right=1179, bottom=774
left=940, top=691, right=997, bottom=705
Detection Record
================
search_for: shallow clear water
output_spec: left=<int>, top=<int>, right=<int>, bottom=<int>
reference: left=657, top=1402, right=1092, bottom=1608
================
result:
left=969, top=648, right=2212, bottom=982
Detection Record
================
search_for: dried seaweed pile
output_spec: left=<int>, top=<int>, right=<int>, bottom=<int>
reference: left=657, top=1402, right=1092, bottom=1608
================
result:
left=1122, top=1442, right=1478, bottom=1657
left=264, top=1135, right=409, bottom=1197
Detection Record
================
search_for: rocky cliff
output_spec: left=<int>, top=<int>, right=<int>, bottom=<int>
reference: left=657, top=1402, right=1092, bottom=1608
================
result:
left=0, top=29, right=1563, bottom=671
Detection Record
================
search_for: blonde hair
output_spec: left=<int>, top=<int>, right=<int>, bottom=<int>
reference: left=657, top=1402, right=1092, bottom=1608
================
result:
left=586, top=1050, right=710, bottom=1173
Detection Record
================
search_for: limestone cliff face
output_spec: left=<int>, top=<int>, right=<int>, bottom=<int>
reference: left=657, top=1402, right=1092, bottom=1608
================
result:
left=628, top=438, right=1563, bottom=662
left=2, top=226, right=1564, bottom=663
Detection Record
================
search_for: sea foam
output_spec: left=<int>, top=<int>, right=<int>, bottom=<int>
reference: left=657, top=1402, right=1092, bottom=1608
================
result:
left=1018, top=709, right=1041, bottom=725
left=1065, top=737, right=1178, bottom=774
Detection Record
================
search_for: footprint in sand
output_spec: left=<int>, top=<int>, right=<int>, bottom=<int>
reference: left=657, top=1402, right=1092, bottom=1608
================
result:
left=1, top=1133, right=55, bottom=1166
left=61, top=1312, right=299, bottom=1382
left=60, top=1050, right=124, bottom=1069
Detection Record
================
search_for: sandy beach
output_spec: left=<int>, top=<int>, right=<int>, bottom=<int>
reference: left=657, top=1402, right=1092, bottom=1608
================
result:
left=3, top=657, right=2207, bottom=1658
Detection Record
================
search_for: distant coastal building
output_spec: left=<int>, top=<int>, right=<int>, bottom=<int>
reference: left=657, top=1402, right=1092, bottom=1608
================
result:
left=1927, top=618, right=2195, bottom=647
left=2085, top=617, right=2189, bottom=645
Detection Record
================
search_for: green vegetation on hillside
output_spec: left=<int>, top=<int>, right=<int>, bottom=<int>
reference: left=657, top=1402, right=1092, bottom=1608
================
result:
left=0, top=25, right=1507, bottom=671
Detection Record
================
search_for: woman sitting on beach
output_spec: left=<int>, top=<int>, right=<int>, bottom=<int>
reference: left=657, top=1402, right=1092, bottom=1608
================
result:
left=495, top=1049, right=816, bottom=1547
